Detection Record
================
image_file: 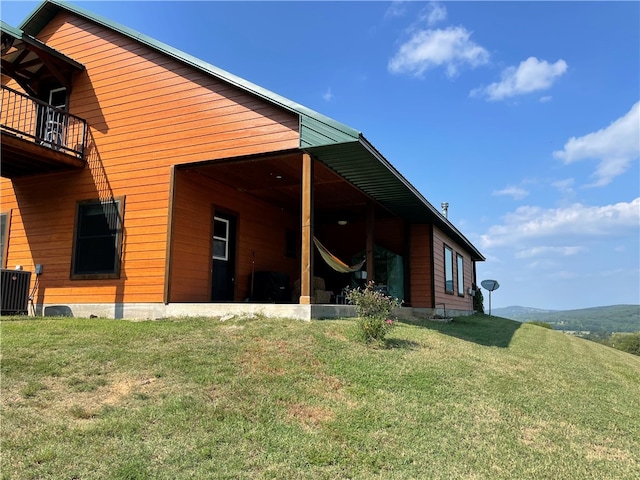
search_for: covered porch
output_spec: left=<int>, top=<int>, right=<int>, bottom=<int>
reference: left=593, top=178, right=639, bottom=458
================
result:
left=166, top=148, right=405, bottom=308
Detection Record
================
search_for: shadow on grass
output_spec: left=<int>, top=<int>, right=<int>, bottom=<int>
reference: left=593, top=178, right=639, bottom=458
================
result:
left=385, top=338, right=422, bottom=350
left=401, top=314, right=522, bottom=348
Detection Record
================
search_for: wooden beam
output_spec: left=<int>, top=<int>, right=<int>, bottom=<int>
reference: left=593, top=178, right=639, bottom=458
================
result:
left=164, top=166, right=177, bottom=304
left=299, top=153, right=314, bottom=304
left=366, top=200, right=374, bottom=284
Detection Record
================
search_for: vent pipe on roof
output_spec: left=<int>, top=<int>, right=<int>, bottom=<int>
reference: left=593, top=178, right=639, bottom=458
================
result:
left=441, top=202, right=449, bottom=219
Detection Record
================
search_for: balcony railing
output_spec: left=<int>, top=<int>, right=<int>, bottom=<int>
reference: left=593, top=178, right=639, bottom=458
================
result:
left=1, top=84, right=87, bottom=159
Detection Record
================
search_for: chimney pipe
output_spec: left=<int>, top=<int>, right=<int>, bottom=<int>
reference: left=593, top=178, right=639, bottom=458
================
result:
left=441, top=202, right=449, bottom=218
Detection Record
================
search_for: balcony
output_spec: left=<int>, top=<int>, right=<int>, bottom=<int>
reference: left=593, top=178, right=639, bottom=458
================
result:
left=1, top=85, right=87, bottom=178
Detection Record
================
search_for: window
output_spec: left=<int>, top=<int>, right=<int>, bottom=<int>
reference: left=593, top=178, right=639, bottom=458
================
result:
left=71, top=198, right=124, bottom=279
left=38, top=87, right=67, bottom=143
left=49, top=87, right=67, bottom=110
left=212, top=216, right=229, bottom=261
left=0, top=211, right=9, bottom=268
left=444, top=245, right=454, bottom=293
left=457, top=254, right=465, bottom=297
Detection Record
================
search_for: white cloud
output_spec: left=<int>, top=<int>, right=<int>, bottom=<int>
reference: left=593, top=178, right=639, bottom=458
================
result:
left=421, top=1, right=447, bottom=26
left=515, top=246, right=586, bottom=259
left=388, top=26, right=489, bottom=78
left=552, top=178, right=575, bottom=195
left=492, top=186, right=529, bottom=200
left=539, top=95, right=552, bottom=103
left=553, top=101, right=640, bottom=186
left=322, top=88, right=334, bottom=102
left=471, top=57, right=567, bottom=101
left=384, top=1, right=407, bottom=19
left=480, top=197, right=640, bottom=249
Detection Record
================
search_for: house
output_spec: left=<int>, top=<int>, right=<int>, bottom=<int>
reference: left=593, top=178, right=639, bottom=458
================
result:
left=0, top=0, right=484, bottom=320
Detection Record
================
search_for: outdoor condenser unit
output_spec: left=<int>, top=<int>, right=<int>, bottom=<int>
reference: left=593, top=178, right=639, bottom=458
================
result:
left=1, top=269, right=32, bottom=315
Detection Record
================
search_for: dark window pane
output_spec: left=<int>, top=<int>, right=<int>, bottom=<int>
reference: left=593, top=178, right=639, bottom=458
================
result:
left=0, top=213, right=6, bottom=267
left=457, top=255, right=465, bottom=296
left=214, top=219, right=227, bottom=239
left=213, top=239, right=227, bottom=259
left=444, top=246, right=454, bottom=293
left=76, top=237, right=117, bottom=274
left=74, top=200, right=121, bottom=276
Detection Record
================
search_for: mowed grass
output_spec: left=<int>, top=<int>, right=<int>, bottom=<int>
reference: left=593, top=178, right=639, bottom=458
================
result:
left=1, top=314, right=639, bottom=479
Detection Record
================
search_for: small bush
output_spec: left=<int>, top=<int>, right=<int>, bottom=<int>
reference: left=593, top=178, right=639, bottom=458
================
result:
left=473, top=287, right=485, bottom=314
left=346, top=281, right=402, bottom=345
left=609, top=332, right=640, bottom=356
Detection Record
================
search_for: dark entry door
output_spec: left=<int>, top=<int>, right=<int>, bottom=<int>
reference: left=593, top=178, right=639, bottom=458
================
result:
left=211, top=213, right=236, bottom=301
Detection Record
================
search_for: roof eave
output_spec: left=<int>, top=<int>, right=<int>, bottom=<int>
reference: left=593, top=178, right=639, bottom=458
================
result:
left=1, top=19, right=84, bottom=71
left=358, top=136, right=485, bottom=261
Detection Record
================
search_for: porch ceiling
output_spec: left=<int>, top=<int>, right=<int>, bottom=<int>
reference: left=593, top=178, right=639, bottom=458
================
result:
left=184, top=152, right=393, bottom=224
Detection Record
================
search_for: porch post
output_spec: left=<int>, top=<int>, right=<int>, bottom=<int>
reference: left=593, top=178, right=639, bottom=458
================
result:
left=300, top=153, right=314, bottom=304
left=366, top=200, right=375, bottom=285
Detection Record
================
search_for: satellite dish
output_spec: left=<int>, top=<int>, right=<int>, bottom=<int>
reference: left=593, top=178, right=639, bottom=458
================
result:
left=481, top=279, right=500, bottom=292
left=480, top=279, right=500, bottom=315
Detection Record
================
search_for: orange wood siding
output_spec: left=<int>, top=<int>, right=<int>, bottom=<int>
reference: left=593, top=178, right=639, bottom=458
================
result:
left=409, top=224, right=433, bottom=308
left=0, top=11, right=299, bottom=306
left=432, top=226, right=474, bottom=312
left=170, top=169, right=299, bottom=302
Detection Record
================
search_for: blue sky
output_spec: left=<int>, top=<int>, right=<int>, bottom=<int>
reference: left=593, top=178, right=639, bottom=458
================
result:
left=2, top=1, right=639, bottom=310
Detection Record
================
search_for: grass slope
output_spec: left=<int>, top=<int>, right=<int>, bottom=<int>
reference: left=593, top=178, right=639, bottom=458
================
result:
left=1, top=314, right=639, bottom=479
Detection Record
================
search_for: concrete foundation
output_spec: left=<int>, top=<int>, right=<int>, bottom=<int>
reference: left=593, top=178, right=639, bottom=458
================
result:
left=31, top=303, right=474, bottom=321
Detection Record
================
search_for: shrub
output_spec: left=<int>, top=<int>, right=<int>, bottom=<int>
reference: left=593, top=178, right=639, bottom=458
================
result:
left=473, top=286, right=485, bottom=314
left=609, top=332, right=640, bottom=356
left=346, top=281, right=402, bottom=345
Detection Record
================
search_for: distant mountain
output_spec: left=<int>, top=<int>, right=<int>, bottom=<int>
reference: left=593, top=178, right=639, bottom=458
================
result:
left=492, top=305, right=640, bottom=333
left=492, top=306, right=558, bottom=318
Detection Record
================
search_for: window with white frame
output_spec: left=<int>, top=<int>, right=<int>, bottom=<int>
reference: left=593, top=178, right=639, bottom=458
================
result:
left=212, top=216, right=229, bottom=261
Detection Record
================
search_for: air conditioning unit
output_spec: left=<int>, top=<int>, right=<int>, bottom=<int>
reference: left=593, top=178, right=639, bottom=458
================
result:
left=1, top=269, right=32, bottom=315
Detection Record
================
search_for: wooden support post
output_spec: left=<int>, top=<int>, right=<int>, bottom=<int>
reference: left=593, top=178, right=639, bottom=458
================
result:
left=299, top=153, right=314, bottom=304
left=366, top=200, right=375, bottom=285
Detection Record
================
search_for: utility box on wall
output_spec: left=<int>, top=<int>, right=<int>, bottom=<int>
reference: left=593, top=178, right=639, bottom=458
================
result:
left=1, top=269, right=32, bottom=315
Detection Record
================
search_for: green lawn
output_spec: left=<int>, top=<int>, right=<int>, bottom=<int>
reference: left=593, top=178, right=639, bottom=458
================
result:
left=1, top=314, right=639, bottom=479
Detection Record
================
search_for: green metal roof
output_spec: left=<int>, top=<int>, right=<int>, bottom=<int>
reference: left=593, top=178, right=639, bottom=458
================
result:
left=17, top=0, right=484, bottom=261
left=1, top=20, right=23, bottom=38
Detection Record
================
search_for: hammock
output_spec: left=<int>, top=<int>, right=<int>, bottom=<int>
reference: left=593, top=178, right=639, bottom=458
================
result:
left=313, top=237, right=366, bottom=273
